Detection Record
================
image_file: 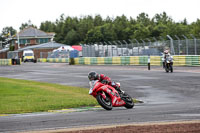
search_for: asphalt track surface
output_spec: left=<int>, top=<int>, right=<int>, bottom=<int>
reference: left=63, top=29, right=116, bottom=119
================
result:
left=0, top=63, right=200, bottom=132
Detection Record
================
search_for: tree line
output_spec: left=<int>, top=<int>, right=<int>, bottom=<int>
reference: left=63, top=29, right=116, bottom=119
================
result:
left=1, top=12, right=200, bottom=46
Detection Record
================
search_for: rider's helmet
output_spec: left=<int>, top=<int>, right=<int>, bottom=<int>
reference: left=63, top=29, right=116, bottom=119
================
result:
left=88, top=71, right=99, bottom=81
left=164, top=50, right=169, bottom=54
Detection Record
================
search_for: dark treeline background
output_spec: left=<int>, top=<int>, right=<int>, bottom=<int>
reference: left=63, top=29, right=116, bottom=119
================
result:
left=1, top=12, right=200, bottom=46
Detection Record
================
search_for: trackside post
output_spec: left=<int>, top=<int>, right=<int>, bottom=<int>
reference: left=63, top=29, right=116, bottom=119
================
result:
left=148, top=55, right=150, bottom=70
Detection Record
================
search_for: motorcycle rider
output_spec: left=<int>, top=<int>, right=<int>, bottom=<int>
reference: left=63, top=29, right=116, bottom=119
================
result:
left=162, top=49, right=172, bottom=68
left=88, top=71, right=124, bottom=94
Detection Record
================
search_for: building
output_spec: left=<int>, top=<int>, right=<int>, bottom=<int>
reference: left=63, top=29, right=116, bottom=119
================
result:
left=14, top=42, right=66, bottom=59
left=0, top=48, right=9, bottom=59
left=0, top=27, right=59, bottom=59
left=11, top=26, right=55, bottom=50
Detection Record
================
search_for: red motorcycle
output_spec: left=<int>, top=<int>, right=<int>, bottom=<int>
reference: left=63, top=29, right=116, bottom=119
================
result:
left=89, top=80, right=134, bottom=110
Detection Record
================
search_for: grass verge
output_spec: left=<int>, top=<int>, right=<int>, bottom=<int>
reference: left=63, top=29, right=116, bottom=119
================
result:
left=0, top=77, right=97, bottom=114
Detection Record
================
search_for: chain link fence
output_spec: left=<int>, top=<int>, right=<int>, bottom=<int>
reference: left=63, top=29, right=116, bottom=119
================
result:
left=38, top=37, right=200, bottom=58
left=40, top=51, right=70, bottom=58
left=82, top=39, right=200, bottom=57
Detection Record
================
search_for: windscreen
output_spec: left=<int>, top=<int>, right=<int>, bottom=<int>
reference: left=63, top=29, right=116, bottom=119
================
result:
left=89, top=80, right=98, bottom=89
left=89, top=80, right=98, bottom=94
left=25, top=53, right=33, bottom=56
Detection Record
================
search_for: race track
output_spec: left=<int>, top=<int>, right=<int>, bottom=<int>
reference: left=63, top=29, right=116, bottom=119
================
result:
left=0, top=63, right=200, bottom=132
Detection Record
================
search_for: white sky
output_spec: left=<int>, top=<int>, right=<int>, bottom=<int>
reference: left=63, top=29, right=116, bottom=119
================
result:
left=0, top=0, right=200, bottom=32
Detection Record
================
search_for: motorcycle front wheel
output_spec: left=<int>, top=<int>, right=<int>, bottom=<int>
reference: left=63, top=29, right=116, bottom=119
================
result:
left=165, top=63, right=169, bottom=73
left=96, top=92, right=112, bottom=110
left=122, top=93, right=134, bottom=109
left=170, top=64, right=173, bottom=73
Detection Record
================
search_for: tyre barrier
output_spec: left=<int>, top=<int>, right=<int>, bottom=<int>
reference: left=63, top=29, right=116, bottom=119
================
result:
left=37, top=58, right=47, bottom=62
left=47, top=58, right=69, bottom=63
left=74, top=56, right=153, bottom=65
left=0, top=59, right=22, bottom=66
left=36, top=56, right=200, bottom=66
left=0, top=59, right=12, bottom=66
left=37, top=58, right=69, bottom=63
left=73, top=55, right=200, bottom=66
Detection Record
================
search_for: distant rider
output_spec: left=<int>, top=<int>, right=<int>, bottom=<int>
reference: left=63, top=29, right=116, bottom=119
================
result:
left=88, top=71, right=124, bottom=94
left=162, top=50, right=173, bottom=68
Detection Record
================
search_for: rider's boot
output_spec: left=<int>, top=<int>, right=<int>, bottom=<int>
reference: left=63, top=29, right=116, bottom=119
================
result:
left=111, top=82, right=124, bottom=94
left=163, top=62, right=165, bottom=68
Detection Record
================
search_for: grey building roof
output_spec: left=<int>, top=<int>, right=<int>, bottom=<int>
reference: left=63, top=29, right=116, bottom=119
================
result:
left=0, top=48, right=9, bottom=53
left=13, top=27, right=55, bottom=39
left=16, top=42, right=66, bottom=52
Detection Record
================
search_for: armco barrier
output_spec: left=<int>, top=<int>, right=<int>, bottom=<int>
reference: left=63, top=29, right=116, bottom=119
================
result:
left=73, top=56, right=200, bottom=66
left=0, top=59, right=12, bottom=66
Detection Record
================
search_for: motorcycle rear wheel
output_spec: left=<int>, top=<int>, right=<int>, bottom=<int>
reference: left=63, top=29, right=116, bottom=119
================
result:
left=122, top=93, right=134, bottom=109
left=165, top=64, right=169, bottom=73
left=96, top=92, right=112, bottom=110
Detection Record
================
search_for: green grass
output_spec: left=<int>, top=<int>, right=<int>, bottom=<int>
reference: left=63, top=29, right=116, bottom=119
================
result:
left=0, top=77, right=97, bottom=114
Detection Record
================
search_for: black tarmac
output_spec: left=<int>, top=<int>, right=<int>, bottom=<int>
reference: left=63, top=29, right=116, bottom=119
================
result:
left=0, top=63, right=200, bottom=132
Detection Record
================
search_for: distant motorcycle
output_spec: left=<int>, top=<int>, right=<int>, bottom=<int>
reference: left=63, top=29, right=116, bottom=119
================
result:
left=89, top=80, right=134, bottom=110
left=164, top=56, right=173, bottom=73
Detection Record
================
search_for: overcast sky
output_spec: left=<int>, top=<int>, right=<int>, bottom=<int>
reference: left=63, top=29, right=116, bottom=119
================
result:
left=1, top=0, right=200, bottom=32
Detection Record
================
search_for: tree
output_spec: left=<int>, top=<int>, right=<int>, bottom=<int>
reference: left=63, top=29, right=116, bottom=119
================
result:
left=153, top=12, right=172, bottom=25
left=181, top=18, right=188, bottom=25
left=130, top=24, right=151, bottom=40
left=64, top=29, right=79, bottom=45
left=0, top=26, right=16, bottom=47
left=19, top=20, right=37, bottom=30
left=40, top=21, right=56, bottom=32
left=54, top=14, right=66, bottom=43
left=113, top=15, right=130, bottom=40
left=94, top=15, right=104, bottom=26
left=1, top=26, right=16, bottom=37
left=77, top=15, right=94, bottom=43
left=190, top=19, right=200, bottom=38
left=85, top=27, right=103, bottom=43
left=101, top=23, right=117, bottom=41
left=151, top=23, right=168, bottom=37
left=85, top=23, right=116, bottom=43
left=36, top=12, right=198, bottom=46
left=136, top=12, right=152, bottom=26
